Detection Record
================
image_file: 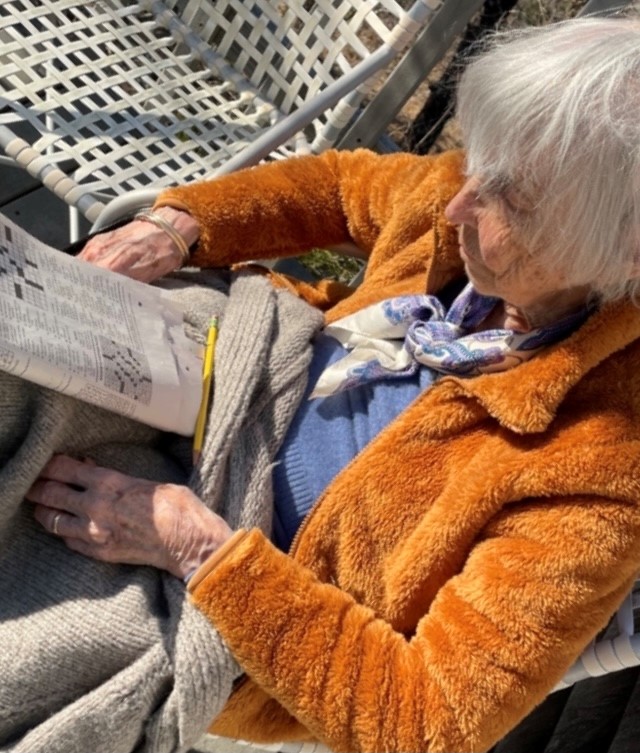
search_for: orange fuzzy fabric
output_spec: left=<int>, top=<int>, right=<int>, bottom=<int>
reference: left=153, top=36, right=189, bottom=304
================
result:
left=159, top=150, right=640, bottom=752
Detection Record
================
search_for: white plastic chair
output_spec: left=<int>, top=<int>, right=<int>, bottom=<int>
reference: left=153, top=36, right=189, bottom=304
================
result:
left=0, top=0, right=483, bottom=238
left=554, top=582, right=640, bottom=692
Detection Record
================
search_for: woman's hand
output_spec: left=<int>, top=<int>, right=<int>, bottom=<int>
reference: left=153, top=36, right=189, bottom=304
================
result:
left=78, top=207, right=200, bottom=283
left=26, top=455, right=233, bottom=580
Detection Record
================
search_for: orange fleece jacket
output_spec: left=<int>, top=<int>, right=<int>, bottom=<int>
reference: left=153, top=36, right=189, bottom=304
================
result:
left=157, top=149, right=640, bottom=752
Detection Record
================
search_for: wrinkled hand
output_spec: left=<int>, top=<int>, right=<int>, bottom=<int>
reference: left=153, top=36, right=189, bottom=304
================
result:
left=26, top=455, right=234, bottom=579
left=78, top=207, right=200, bottom=283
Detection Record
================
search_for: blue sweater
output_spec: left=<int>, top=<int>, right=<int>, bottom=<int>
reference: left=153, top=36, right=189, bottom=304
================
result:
left=272, top=332, right=437, bottom=550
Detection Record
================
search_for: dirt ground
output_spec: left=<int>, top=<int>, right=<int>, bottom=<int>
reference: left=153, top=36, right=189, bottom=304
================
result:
left=378, top=0, right=589, bottom=152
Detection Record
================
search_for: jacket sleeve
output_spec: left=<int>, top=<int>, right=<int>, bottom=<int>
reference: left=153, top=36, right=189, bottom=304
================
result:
left=188, top=494, right=640, bottom=753
left=154, top=149, right=463, bottom=269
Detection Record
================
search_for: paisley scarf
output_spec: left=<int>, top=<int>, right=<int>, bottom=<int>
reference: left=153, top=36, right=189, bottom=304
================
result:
left=311, top=283, right=590, bottom=398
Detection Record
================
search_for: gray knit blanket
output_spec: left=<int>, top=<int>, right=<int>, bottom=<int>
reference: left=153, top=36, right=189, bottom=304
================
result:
left=0, top=269, right=323, bottom=753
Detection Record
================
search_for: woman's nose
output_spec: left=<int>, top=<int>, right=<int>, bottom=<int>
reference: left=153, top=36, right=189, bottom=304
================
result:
left=445, top=181, right=478, bottom=226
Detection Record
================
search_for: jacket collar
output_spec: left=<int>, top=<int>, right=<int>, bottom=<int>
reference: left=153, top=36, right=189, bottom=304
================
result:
left=443, top=299, right=640, bottom=434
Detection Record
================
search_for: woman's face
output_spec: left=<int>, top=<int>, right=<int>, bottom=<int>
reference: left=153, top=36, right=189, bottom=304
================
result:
left=444, top=176, right=564, bottom=310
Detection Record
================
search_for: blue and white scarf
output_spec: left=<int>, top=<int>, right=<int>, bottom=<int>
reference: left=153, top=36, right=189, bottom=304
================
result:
left=311, top=283, right=589, bottom=398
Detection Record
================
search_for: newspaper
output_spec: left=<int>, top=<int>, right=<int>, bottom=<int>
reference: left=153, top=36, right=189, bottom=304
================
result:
left=0, top=213, right=203, bottom=435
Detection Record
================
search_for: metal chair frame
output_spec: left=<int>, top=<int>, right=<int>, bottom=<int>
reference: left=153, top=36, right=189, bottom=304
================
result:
left=0, top=0, right=480, bottom=236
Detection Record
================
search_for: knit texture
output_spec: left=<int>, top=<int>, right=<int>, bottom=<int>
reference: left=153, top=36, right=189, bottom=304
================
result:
left=0, top=269, right=322, bottom=753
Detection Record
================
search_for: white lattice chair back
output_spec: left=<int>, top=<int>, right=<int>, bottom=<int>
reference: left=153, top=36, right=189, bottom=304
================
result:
left=0, top=0, right=439, bottom=225
left=161, top=0, right=427, bottom=146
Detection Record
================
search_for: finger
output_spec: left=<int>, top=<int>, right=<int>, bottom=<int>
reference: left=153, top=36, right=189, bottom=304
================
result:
left=77, top=230, right=118, bottom=260
left=33, top=506, right=76, bottom=537
left=64, top=536, right=102, bottom=559
left=33, top=504, right=111, bottom=545
left=40, top=454, right=115, bottom=489
left=76, top=238, right=101, bottom=260
left=26, top=478, right=88, bottom=515
left=82, top=244, right=132, bottom=271
left=64, top=536, right=118, bottom=563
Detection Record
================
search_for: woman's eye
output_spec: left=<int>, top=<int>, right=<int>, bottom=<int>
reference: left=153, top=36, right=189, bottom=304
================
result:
left=502, top=188, right=531, bottom=213
left=475, top=187, right=499, bottom=208
left=475, top=179, right=501, bottom=203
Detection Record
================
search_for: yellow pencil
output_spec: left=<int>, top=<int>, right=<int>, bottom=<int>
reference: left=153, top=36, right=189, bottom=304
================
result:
left=192, top=316, right=218, bottom=464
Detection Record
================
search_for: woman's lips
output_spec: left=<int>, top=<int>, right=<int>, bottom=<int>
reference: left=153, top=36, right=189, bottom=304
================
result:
left=458, top=228, right=471, bottom=259
left=458, top=228, right=481, bottom=264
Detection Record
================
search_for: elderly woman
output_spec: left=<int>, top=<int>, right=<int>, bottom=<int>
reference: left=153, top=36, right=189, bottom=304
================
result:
left=25, top=15, right=640, bottom=753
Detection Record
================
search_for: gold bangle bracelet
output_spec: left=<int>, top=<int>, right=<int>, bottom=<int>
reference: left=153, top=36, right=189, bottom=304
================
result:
left=134, top=209, right=191, bottom=265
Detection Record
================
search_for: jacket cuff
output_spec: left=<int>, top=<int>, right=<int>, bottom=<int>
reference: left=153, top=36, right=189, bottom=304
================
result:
left=186, top=528, right=250, bottom=593
left=153, top=197, right=192, bottom=214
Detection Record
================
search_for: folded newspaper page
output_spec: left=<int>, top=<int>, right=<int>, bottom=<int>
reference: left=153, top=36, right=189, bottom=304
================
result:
left=0, top=213, right=202, bottom=435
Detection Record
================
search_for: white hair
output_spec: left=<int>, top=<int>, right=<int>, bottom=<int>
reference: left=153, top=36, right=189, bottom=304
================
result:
left=456, top=12, right=640, bottom=303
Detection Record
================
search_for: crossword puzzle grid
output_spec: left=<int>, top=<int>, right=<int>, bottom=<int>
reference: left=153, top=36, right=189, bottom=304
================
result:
left=1, top=223, right=154, bottom=406
left=0, top=224, right=47, bottom=309
left=99, top=336, right=153, bottom=404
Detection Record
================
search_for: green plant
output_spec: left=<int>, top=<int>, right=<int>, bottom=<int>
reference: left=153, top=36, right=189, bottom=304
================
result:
left=298, top=248, right=364, bottom=283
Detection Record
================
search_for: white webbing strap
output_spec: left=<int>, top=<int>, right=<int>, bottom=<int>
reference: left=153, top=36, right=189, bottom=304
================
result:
left=0, top=127, right=104, bottom=222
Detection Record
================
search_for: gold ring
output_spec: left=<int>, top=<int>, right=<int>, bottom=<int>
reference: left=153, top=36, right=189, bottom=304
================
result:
left=52, top=511, right=62, bottom=536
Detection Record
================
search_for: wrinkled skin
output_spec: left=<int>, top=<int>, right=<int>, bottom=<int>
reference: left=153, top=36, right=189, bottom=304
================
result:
left=29, top=207, right=228, bottom=579
left=27, top=455, right=233, bottom=579
left=78, top=206, right=200, bottom=283
left=445, top=176, right=590, bottom=331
